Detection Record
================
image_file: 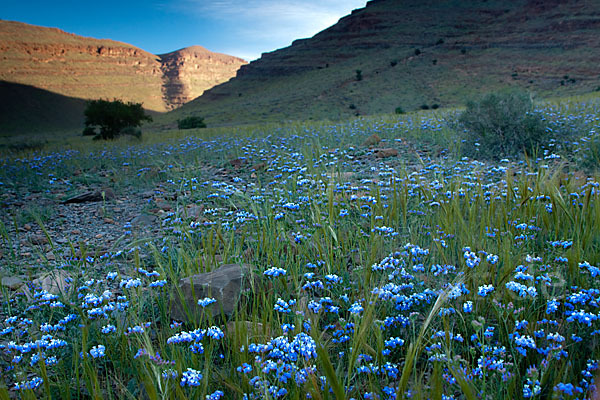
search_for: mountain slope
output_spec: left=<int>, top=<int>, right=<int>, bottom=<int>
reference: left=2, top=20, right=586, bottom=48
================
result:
left=0, top=20, right=247, bottom=113
left=170, top=0, right=600, bottom=125
left=0, top=80, right=87, bottom=134
left=159, top=45, right=248, bottom=109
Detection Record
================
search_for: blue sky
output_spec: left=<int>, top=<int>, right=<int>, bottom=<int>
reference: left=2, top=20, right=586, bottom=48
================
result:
left=2, top=0, right=367, bottom=61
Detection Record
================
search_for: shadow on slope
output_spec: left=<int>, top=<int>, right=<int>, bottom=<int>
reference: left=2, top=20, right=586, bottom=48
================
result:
left=0, top=80, right=87, bottom=136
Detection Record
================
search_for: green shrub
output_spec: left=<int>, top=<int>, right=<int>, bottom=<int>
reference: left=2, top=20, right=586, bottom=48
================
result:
left=458, top=89, right=548, bottom=159
left=83, top=99, right=151, bottom=140
left=395, top=106, right=405, bottom=114
left=118, top=126, right=142, bottom=139
left=576, top=134, right=600, bottom=171
left=355, top=69, right=363, bottom=81
left=177, top=116, right=207, bottom=129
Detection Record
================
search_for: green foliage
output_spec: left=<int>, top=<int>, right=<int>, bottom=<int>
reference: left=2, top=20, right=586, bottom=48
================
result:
left=177, top=116, right=207, bottom=130
left=577, top=134, right=600, bottom=171
left=395, top=106, right=405, bottom=114
left=458, top=89, right=548, bottom=159
left=355, top=69, right=363, bottom=81
left=83, top=99, right=152, bottom=140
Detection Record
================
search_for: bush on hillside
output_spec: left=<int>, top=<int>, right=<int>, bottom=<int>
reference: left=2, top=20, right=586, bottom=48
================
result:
left=83, top=99, right=151, bottom=140
left=177, top=116, right=207, bottom=129
left=459, top=89, right=548, bottom=159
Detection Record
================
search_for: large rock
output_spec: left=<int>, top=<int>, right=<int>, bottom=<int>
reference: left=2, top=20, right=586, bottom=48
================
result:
left=374, top=148, right=399, bottom=158
left=1, top=276, right=24, bottom=290
left=171, top=263, right=253, bottom=322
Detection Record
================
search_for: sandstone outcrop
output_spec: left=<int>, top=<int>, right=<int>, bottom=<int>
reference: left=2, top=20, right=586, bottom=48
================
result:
left=0, top=20, right=247, bottom=112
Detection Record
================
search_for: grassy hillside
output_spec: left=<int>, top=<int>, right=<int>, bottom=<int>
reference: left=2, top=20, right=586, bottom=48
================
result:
left=166, top=0, right=600, bottom=127
left=0, top=81, right=86, bottom=138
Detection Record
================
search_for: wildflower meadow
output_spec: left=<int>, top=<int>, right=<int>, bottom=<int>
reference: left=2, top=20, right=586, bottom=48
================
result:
left=1, top=97, right=600, bottom=399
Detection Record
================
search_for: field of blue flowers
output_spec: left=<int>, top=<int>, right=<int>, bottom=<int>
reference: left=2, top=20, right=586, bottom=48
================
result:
left=1, top=98, right=600, bottom=399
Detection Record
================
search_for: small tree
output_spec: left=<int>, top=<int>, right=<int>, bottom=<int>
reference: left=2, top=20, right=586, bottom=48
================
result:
left=459, top=89, right=548, bottom=159
left=83, top=99, right=152, bottom=140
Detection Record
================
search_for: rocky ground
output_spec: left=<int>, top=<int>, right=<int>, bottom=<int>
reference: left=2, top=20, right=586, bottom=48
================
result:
left=0, top=185, right=164, bottom=283
left=0, top=133, right=425, bottom=291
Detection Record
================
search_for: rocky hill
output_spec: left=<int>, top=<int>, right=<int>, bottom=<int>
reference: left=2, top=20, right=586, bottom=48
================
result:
left=0, top=20, right=246, bottom=115
left=170, top=0, right=600, bottom=125
left=159, top=45, right=247, bottom=109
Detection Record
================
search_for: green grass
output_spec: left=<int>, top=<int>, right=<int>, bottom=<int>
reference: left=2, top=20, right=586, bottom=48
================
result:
left=1, top=95, right=600, bottom=398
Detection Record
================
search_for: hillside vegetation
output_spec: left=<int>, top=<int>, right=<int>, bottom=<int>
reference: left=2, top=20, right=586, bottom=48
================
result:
left=168, top=0, right=600, bottom=126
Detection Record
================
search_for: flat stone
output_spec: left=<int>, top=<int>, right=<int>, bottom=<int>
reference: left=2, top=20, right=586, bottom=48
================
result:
left=171, top=263, right=253, bottom=322
left=374, top=148, right=399, bottom=158
left=33, top=270, right=73, bottom=297
left=131, top=214, right=158, bottom=227
left=226, top=321, right=269, bottom=340
left=363, top=133, right=382, bottom=147
left=185, top=204, right=204, bottom=220
left=1, top=276, right=25, bottom=290
left=250, top=162, right=267, bottom=171
left=30, top=234, right=48, bottom=245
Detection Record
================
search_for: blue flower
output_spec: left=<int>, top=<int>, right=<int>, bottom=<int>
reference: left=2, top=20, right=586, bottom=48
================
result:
left=14, top=377, right=43, bottom=391
left=89, top=345, right=106, bottom=359
left=505, top=281, right=537, bottom=298
left=198, top=297, right=217, bottom=307
left=463, top=301, right=473, bottom=313
left=546, top=299, right=559, bottom=314
left=180, top=368, right=203, bottom=387
left=348, top=302, right=364, bottom=315
left=101, top=324, right=116, bottom=334
left=478, top=284, right=494, bottom=297
left=237, top=363, right=252, bottom=374
left=264, top=267, right=287, bottom=277
left=205, top=326, right=224, bottom=340
left=206, top=390, right=225, bottom=400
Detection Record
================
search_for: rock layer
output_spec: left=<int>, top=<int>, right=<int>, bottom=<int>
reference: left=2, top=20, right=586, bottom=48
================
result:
left=0, top=20, right=246, bottom=112
left=159, top=45, right=246, bottom=109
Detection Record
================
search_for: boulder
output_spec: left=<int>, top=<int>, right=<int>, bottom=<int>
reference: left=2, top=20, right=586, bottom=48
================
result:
left=226, top=320, right=270, bottom=341
left=131, top=213, right=158, bottom=227
left=171, top=263, right=253, bottom=322
left=62, top=187, right=115, bottom=204
left=374, top=148, right=399, bottom=158
left=35, top=270, right=73, bottom=296
left=1, top=276, right=25, bottom=290
left=363, top=133, right=381, bottom=147
left=250, top=162, right=267, bottom=171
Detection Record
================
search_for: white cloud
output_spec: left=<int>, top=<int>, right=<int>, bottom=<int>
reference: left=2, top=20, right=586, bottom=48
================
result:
left=175, top=0, right=367, bottom=60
